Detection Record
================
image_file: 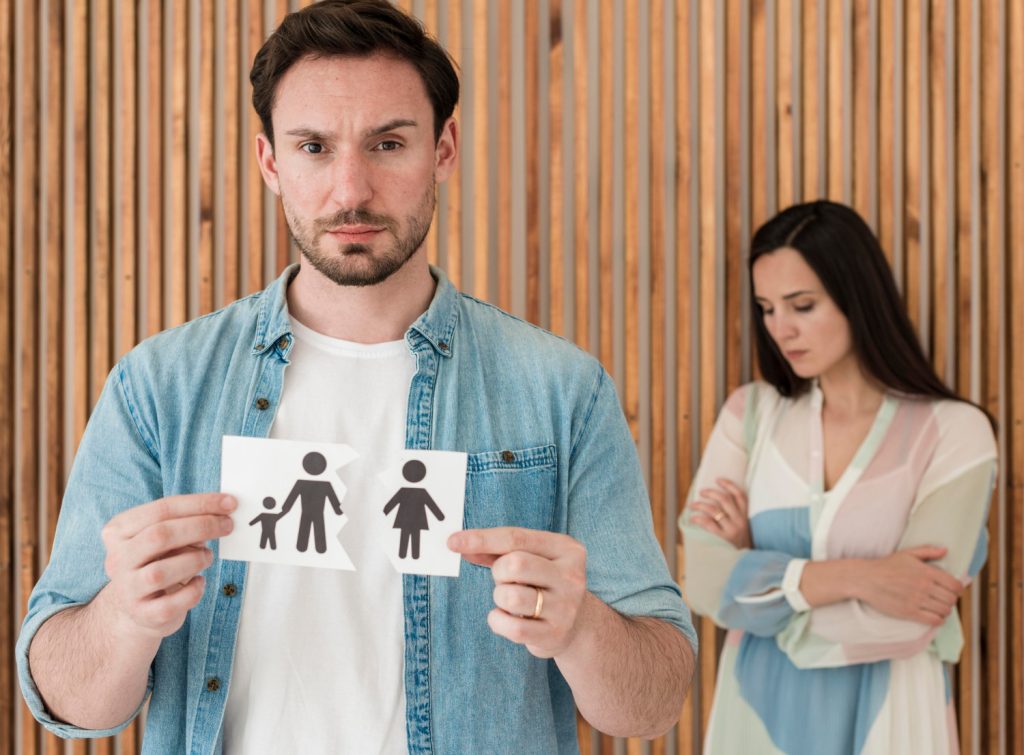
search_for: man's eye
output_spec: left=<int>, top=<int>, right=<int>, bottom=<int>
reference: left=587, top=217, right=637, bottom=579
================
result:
left=374, top=140, right=402, bottom=152
left=301, top=143, right=324, bottom=154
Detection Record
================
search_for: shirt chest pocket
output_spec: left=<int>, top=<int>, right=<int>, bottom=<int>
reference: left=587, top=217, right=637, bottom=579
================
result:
left=463, top=444, right=558, bottom=532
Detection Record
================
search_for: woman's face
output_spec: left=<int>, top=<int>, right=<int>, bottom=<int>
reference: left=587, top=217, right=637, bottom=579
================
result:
left=751, top=247, right=855, bottom=380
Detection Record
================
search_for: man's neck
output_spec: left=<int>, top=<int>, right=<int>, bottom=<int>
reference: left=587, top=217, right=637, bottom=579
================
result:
left=285, top=254, right=436, bottom=343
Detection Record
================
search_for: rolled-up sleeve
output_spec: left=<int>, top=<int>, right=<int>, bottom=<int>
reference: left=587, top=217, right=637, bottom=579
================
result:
left=16, top=361, right=163, bottom=737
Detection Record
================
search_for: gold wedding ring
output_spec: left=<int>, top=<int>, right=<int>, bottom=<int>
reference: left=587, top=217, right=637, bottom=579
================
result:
left=531, top=587, right=544, bottom=620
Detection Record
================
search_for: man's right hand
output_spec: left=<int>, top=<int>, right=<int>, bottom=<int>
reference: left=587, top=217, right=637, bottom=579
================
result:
left=97, top=494, right=236, bottom=640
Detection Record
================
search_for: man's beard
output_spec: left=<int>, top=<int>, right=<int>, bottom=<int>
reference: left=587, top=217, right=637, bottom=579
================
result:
left=283, top=182, right=435, bottom=287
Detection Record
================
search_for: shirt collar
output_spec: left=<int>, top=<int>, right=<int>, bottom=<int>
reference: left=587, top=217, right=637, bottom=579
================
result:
left=251, top=263, right=460, bottom=359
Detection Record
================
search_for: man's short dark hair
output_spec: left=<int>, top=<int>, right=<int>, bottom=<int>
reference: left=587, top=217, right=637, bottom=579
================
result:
left=250, top=0, right=459, bottom=147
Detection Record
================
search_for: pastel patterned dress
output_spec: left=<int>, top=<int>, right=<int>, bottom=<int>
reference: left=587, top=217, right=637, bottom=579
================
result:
left=679, top=381, right=997, bottom=755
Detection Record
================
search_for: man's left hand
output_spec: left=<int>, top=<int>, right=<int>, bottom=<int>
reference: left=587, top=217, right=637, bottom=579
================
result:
left=447, top=527, right=588, bottom=658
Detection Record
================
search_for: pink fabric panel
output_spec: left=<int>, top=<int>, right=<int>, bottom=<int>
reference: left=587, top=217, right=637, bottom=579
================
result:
left=825, top=402, right=940, bottom=559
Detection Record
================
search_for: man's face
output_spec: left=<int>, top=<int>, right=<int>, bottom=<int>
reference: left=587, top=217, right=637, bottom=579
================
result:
left=256, top=53, right=457, bottom=287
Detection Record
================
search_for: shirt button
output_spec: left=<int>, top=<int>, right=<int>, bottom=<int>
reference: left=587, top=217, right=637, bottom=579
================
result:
left=501, top=450, right=515, bottom=463
left=277, top=336, right=289, bottom=350
left=255, top=397, right=270, bottom=410
left=438, top=340, right=449, bottom=351
left=255, top=343, right=265, bottom=351
left=206, top=677, right=221, bottom=692
left=222, top=583, right=237, bottom=597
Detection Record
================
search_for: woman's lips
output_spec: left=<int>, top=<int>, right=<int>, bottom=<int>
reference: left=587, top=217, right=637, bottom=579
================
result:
left=785, top=350, right=808, bottom=360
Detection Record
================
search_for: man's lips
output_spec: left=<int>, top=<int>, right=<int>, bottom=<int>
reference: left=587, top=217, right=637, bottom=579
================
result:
left=325, top=225, right=385, bottom=242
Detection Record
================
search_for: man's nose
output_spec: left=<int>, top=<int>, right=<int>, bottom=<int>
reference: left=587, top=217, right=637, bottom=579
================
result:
left=328, top=150, right=374, bottom=209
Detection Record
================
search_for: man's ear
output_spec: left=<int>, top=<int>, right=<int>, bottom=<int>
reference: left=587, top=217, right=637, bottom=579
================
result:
left=255, top=133, right=282, bottom=196
left=434, top=117, right=459, bottom=184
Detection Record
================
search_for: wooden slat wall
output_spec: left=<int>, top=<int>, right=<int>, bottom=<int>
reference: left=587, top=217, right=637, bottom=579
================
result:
left=1, top=1, right=1021, bottom=753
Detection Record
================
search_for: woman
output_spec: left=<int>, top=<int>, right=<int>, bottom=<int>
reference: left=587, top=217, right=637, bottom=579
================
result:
left=679, top=200, right=996, bottom=755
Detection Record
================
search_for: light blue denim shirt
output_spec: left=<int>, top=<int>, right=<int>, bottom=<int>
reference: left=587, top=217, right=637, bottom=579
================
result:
left=17, top=264, right=696, bottom=754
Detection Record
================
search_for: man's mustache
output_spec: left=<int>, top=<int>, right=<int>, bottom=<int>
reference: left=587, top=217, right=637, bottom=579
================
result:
left=314, top=209, right=397, bottom=233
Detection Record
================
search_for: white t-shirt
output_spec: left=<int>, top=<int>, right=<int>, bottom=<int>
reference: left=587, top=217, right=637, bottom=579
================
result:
left=222, top=318, right=414, bottom=755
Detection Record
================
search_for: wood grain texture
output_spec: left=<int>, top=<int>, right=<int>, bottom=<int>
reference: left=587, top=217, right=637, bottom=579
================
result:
left=0, top=0, right=14, bottom=746
left=3, top=2, right=1021, bottom=753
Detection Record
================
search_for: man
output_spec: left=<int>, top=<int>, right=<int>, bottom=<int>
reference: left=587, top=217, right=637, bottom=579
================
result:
left=17, top=2, right=696, bottom=752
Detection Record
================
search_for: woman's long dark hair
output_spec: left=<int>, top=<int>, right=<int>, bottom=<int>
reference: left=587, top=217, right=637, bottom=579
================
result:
left=749, top=200, right=993, bottom=425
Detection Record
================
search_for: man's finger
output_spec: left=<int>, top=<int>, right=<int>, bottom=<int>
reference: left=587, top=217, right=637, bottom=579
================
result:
left=493, top=583, right=546, bottom=618
left=487, top=608, right=550, bottom=648
left=131, top=547, right=214, bottom=599
left=120, top=514, right=233, bottom=569
left=448, top=527, right=576, bottom=561
left=107, top=494, right=236, bottom=540
left=491, top=551, right=557, bottom=588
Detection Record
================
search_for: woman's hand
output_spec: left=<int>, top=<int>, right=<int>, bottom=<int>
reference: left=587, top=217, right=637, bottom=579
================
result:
left=854, top=545, right=965, bottom=626
left=689, top=478, right=752, bottom=549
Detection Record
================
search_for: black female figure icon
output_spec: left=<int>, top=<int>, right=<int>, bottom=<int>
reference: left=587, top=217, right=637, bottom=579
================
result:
left=383, top=460, right=445, bottom=559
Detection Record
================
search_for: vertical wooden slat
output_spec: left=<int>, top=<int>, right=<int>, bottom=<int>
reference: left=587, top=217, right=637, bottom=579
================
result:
left=273, top=0, right=290, bottom=276
left=928, top=0, right=950, bottom=382
left=91, top=0, right=112, bottom=411
left=117, top=0, right=137, bottom=359
left=674, top=3, right=696, bottom=753
left=777, top=0, right=795, bottom=209
left=904, top=0, right=922, bottom=333
left=169, top=0, right=187, bottom=326
left=472, top=0, right=488, bottom=302
left=650, top=0, right=667, bottom=562
left=571, top=0, right=588, bottom=350
left=496, top=0, right=511, bottom=312
left=0, top=0, right=14, bottom=742
left=648, top=3, right=667, bottom=753
left=548, top=0, right=564, bottom=335
left=724, top=0, right=742, bottom=392
left=198, top=0, right=214, bottom=316
left=851, top=0, right=873, bottom=224
left=145, top=0, right=163, bottom=337
left=624, top=0, right=639, bottom=443
left=597, top=0, right=612, bottom=370
left=981, top=2, right=1005, bottom=752
left=877, top=0, right=895, bottom=262
left=826, top=0, right=843, bottom=198
left=41, top=7, right=64, bottom=754
left=801, top=0, right=821, bottom=202
left=445, top=0, right=463, bottom=291
left=1008, top=5, right=1024, bottom=752
left=421, top=0, right=439, bottom=268
left=223, top=0, right=239, bottom=303
left=750, top=0, right=768, bottom=226
left=698, top=0, right=719, bottom=736
left=246, top=0, right=265, bottom=294
left=16, top=2, right=40, bottom=752
left=957, top=7, right=980, bottom=751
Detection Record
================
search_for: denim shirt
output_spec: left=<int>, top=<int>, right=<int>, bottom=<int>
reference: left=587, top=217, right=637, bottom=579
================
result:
left=17, top=265, right=696, bottom=754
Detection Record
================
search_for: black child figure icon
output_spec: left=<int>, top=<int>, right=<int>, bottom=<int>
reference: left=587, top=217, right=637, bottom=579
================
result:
left=383, top=460, right=445, bottom=560
left=249, top=496, right=284, bottom=550
left=279, top=452, right=344, bottom=554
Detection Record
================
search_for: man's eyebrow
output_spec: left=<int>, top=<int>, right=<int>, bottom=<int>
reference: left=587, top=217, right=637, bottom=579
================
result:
left=364, top=119, right=418, bottom=137
left=282, top=127, right=332, bottom=141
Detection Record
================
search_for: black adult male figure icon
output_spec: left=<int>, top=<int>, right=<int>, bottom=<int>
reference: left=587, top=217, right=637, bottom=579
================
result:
left=279, top=452, right=344, bottom=554
left=383, top=460, right=445, bottom=560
